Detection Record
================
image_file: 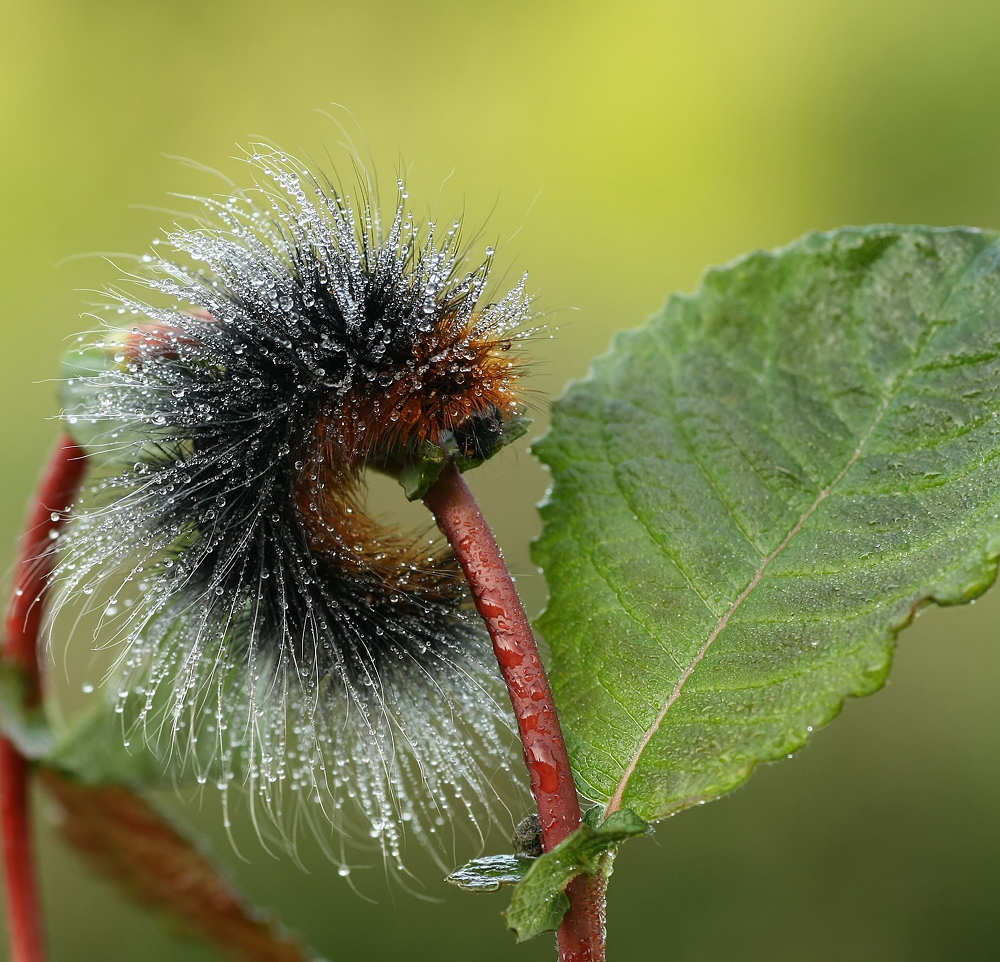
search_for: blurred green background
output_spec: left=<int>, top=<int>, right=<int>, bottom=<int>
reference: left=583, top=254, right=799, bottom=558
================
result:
left=3, top=0, right=1000, bottom=959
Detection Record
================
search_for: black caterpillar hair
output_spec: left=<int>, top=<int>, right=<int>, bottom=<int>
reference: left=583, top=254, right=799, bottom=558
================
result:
left=54, top=149, right=532, bottom=867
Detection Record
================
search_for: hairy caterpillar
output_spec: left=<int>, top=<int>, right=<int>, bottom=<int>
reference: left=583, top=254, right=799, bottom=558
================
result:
left=54, top=149, right=532, bottom=868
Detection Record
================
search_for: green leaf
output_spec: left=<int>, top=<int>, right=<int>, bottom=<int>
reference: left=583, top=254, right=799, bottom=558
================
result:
left=450, top=412, right=532, bottom=473
left=398, top=441, right=447, bottom=500
left=503, top=808, right=651, bottom=942
left=393, top=413, right=530, bottom=500
left=60, top=343, right=130, bottom=460
left=533, top=226, right=1000, bottom=821
left=0, top=663, right=55, bottom=759
left=0, top=660, right=171, bottom=787
left=395, top=413, right=532, bottom=500
left=44, top=694, right=173, bottom=786
left=446, top=854, right=535, bottom=892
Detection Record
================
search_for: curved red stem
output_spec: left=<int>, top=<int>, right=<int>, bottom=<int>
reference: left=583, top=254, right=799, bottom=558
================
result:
left=424, top=461, right=604, bottom=961
left=2, top=436, right=88, bottom=962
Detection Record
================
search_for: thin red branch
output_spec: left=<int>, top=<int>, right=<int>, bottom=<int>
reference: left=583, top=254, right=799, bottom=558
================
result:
left=424, top=460, right=605, bottom=962
left=2, top=435, right=88, bottom=962
left=39, top=771, right=312, bottom=962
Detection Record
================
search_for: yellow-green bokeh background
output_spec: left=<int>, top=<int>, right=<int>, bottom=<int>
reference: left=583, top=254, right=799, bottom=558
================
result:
left=3, top=1, right=1000, bottom=959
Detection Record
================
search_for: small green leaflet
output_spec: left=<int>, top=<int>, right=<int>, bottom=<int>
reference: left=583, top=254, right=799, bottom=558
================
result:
left=447, top=808, right=651, bottom=941
left=0, top=665, right=185, bottom=788
left=446, top=854, right=535, bottom=892
left=0, top=663, right=55, bottom=759
left=398, top=414, right=532, bottom=500
left=533, top=227, right=1000, bottom=821
left=43, top=692, right=177, bottom=786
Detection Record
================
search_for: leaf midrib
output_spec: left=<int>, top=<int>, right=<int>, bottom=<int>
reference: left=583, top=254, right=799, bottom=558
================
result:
left=603, top=328, right=935, bottom=815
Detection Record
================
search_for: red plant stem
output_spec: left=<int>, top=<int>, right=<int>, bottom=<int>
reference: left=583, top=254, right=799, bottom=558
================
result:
left=2, top=436, right=88, bottom=962
left=0, top=741, right=43, bottom=962
left=424, top=461, right=604, bottom=962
